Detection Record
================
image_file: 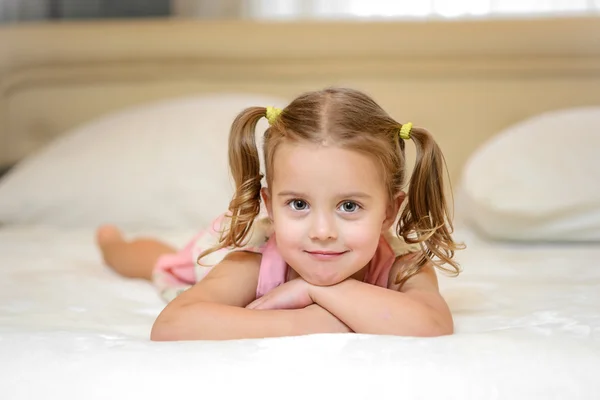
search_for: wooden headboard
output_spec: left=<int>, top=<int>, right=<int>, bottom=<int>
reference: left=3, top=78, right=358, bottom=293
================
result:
left=1, top=17, right=600, bottom=184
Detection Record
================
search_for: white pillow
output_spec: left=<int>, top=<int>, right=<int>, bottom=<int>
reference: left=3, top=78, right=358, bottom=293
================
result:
left=0, top=93, right=288, bottom=230
left=459, top=106, right=600, bottom=242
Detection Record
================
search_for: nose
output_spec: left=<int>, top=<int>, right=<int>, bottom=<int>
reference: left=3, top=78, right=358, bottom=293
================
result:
left=308, top=212, right=338, bottom=241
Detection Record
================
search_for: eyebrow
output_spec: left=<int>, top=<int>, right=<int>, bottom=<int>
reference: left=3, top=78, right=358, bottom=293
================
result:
left=277, top=191, right=372, bottom=199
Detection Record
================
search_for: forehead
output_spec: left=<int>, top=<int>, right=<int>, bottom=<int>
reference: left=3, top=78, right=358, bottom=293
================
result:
left=270, top=142, right=385, bottom=194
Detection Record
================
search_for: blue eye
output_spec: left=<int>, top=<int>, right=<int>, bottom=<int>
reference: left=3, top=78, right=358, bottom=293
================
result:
left=289, top=199, right=308, bottom=211
left=339, top=201, right=360, bottom=213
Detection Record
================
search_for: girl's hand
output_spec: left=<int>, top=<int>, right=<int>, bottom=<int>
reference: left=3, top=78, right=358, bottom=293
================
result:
left=246, top=278, right=314, bottom=310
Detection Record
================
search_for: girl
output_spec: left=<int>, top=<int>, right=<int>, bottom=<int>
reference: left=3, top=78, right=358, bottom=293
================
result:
left=97, top=87, right=463, bottom=341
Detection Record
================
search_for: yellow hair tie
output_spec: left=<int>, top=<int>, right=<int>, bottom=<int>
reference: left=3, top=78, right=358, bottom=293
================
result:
left=399, top=122, right=413, bottom=140
left=266, top=106, right=282, bottom=125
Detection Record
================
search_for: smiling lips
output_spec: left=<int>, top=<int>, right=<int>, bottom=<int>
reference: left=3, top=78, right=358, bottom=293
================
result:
left=304, top=250, right=348, bottom=260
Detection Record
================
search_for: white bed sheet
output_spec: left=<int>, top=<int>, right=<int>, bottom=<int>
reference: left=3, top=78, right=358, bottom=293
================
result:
left=0, top=225, right=599, bottom=400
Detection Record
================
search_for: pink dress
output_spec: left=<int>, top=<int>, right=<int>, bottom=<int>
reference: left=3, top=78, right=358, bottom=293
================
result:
left=152, top=213, right=421, bottom=303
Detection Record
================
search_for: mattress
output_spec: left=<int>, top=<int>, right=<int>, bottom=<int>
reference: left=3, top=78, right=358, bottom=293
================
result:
left=0, top=225, right=599, bottom=399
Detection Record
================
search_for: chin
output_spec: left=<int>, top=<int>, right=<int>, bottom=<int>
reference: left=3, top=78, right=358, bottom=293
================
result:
left=302, top=271, right=349, bottom=287
left=305, top=277, right=339, bottom=287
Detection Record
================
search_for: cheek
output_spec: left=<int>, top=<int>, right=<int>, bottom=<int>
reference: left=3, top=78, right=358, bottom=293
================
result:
left=272, top=222, right=307, bottom=274
left=271, top=216, right=303, bottom=248
left=340, top=220, right=384, bottom=268
left=340, top=219, right=382, bottom=249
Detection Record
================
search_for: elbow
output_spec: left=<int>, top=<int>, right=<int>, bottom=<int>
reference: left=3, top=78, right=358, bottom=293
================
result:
left=389, top=314, right=453, bottom=338
left=150, top=306, right=189, bottom=342
left=150, top=302, right=216, bottom=341
left=411, top=306, right=455, bottom=337
left=150, top=317, right=179, bottom=342
left=151, top=324, right=173, bottom=342
left=414, top=317, right=454, bottom=337
left=420, top=322, right=453, bottom=337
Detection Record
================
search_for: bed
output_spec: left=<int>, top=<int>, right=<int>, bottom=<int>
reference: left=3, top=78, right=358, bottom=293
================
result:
left=1, top=17, right=600, bottom=399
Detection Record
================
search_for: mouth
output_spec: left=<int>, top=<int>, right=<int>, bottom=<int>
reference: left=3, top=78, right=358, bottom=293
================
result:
left=304, top=250, right=348, bottom=260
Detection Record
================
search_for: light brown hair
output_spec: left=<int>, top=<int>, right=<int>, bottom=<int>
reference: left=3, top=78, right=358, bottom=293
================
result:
left=199, top=87, right=463, bottom=285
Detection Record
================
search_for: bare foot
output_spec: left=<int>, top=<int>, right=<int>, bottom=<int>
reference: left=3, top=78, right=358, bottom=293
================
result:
left=96, top=224, right=125, bottom=267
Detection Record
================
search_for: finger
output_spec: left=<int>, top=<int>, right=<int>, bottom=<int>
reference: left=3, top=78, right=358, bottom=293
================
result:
left=253, top=296, right=276, bottom=310
left=247, top=294, right=274, bottom=309
left=254, top=300, right=275, bottom=310
left=246, top=298, right=262, bottom=309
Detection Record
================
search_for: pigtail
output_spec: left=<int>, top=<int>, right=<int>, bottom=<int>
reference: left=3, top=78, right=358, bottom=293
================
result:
left=396, top=126, right=463, bottom=285
left=197, top=107, right=266, bottom=264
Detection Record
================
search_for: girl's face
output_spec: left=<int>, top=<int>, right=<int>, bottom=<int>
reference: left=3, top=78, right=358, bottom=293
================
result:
left=262, top=141, right=401, bottom=287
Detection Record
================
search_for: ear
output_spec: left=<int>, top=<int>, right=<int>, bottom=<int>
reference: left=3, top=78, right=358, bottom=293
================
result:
left=382, top=191, right=405, bottom=231
left=261, top=187, right=273, bottom=220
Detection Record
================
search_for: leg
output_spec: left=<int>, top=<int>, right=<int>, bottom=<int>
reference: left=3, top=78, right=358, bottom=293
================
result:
left=96, top=225, right=177, bottom=280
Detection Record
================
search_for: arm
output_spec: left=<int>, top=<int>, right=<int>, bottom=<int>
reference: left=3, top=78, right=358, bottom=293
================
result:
left=309, top=257, right=454, bottom=337
left=151, top=251, right=349, bottom=341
